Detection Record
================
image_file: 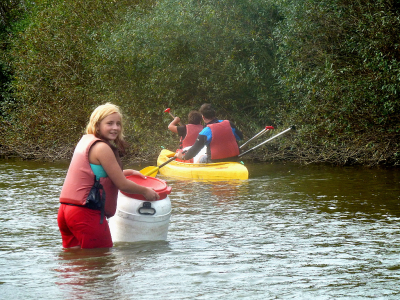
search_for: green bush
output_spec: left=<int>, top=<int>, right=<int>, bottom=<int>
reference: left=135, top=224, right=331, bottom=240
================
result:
left=92, top=0, right=281, bottom=142
left=0, top=0, right=33, bottom=121
left=2, top=0, right=399, bottom=166
left=3, top=0, right=281, bottom=159
left=272, top=0, right=400, bottom=165
left=2, top=0, right=149, bottom=158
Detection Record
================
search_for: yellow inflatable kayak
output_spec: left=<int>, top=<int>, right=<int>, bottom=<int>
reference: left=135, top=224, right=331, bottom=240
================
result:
left=156, top=149, right=249, bottom=180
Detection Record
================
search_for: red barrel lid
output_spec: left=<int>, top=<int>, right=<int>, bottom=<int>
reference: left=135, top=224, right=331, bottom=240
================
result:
left=121, top=175, right=172, bottom=200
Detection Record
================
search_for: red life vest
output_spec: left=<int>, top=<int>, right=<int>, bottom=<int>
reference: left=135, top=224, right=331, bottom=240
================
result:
left=180, top=124, right=203, bottom=149
left=176, top=124, right=203, bottom=163
left=59, top=134, right=119, bottom=218
left=208, top=120, right=240, bottom=160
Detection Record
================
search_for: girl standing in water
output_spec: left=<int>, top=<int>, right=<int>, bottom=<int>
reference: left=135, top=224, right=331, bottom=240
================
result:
left=58, top=103, right=159, bottom=249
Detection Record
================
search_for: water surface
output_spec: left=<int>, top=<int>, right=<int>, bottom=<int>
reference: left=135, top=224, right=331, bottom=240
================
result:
left=0, top=160, right=399, bottom=299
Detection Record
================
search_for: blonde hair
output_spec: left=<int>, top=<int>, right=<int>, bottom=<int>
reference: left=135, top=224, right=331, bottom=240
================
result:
left=86, top=103, right=126, bottom=150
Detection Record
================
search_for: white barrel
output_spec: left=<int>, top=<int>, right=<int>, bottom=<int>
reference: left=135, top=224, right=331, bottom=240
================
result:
left=109, top=191, right=171, bottom=242
left=108, top=175, right=172, bottom=243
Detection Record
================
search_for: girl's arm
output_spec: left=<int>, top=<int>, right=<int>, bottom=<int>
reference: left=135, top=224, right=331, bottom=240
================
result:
left=89, top=142, right=159, bottom=200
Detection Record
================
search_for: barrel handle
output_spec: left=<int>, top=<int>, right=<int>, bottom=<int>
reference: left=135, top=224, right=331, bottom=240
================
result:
left=138, top=202, right=156, bottom=215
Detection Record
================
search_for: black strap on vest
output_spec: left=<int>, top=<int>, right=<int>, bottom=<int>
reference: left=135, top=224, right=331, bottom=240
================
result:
left=85, top=175, right=106, bottom=224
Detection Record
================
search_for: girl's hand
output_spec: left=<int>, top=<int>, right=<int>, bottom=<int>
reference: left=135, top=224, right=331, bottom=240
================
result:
left=123, top=169, right=146, bottom=178
left=131, top=170, right=146, bottom=178
left=143, top=187, right=160, bottom=201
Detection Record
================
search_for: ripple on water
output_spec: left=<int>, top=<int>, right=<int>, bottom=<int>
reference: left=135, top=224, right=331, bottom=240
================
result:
left=1, top=160, right=400, bottom=299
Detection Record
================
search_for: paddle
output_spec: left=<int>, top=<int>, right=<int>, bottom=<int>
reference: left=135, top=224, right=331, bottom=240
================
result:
left=164, top=108, right=184, bottom=125
left=240, top=125, right=274, bottom=149
left=140, top=150, right=187, bottom=177
left=164, top=107, right=175, bottom=119
left=238, top=126, right=295, bottom=157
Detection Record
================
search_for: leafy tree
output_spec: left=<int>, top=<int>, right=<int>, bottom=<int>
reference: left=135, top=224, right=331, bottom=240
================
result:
left=3, top=0, right=281, bottom=159
left=0, top=0, right=33, bottom=121
left=2, top=0, right=399, bottom=166
left=273, top=0, right=400, bottom=165
left=92, top=0, right=281, bottom=145
left=3, top=0, right=148, bottom=158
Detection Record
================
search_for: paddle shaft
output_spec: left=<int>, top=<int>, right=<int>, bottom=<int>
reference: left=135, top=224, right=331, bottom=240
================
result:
left=240, top=128, right=270, bottom=149
left=142, top=150, right=187, bottom=176
left=165, top=108, right=184, bottom=125
left=159, top=155, right=178, bottom=169
left=157, top=149, right=188, bottom=169
left=143, top=156, right=176, bottom=176
left=238, top=126, right=295, bottom=157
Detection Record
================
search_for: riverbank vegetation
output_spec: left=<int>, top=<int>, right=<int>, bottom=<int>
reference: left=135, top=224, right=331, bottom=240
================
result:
left=1, top=0, right=399, bottom=166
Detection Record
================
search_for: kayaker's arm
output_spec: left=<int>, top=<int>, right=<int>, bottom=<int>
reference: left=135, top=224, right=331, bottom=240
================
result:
left=168, top=117, right=181, bottom=134
left=176, top=135, right=207, bottom=160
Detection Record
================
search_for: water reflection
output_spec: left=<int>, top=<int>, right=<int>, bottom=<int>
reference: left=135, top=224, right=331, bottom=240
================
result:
left=55, top=248, right=117, bottom=299
left=55, top=241, right=172, bottom=299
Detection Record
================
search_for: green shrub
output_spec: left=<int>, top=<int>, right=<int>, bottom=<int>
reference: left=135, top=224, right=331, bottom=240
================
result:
left=3, top=0, right=148, bottom=158
left=3, top=0, right=281, bottom=159
left=3, top=0, right=399, bottom=166
left=93, top=0, right=282, bottom=141
left=273, top=0, right=400, bottom=165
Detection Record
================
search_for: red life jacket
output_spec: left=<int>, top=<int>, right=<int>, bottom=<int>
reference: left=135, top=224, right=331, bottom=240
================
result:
left=176, top=124, right=203, bottom=163
left=180, top=124, right=203, bottom=149
left=59, top=134, right=119, bottom=218
left=208, top=120, right=240, bottom=160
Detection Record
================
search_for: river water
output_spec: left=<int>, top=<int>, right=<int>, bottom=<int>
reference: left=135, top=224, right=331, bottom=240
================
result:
left=0, top=159, right=399, bottom=299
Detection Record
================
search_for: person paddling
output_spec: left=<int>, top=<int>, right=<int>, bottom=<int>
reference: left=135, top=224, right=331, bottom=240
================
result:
left=168, top=110, right=203, bottom=163
left=58, top=103, right=159, bottom=249
left=175, top=103, right=243, bottom=163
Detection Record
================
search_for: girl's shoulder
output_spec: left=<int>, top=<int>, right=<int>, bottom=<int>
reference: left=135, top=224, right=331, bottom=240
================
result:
left=89, top=140, right=116, bottom=162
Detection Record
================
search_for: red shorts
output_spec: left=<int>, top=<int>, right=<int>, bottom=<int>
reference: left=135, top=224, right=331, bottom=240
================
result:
left=57, top=204, right=113, bottom=249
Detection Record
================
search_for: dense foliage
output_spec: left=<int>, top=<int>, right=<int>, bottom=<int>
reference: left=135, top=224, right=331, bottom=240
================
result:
left=91, top=0, right=280, bottom=157
left=0, top=0, right=25, bottom=120
left=1, top=0, right=399, bottom=166
left=274, top=0, right=400, bottom=165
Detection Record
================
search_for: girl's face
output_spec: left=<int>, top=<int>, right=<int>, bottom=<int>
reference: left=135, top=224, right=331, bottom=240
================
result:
left=97, top=113, right=122, bottom=141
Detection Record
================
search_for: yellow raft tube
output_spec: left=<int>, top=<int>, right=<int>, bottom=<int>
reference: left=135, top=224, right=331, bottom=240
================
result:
left=156, top=149, right=249, bottom=180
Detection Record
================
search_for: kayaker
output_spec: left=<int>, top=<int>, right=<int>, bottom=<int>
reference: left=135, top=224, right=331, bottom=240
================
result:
left=168, top=110, right=203, bottom=163
left=175, top=103, right=243, bottom=163
left=58, top=103, right=159, bottom=249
